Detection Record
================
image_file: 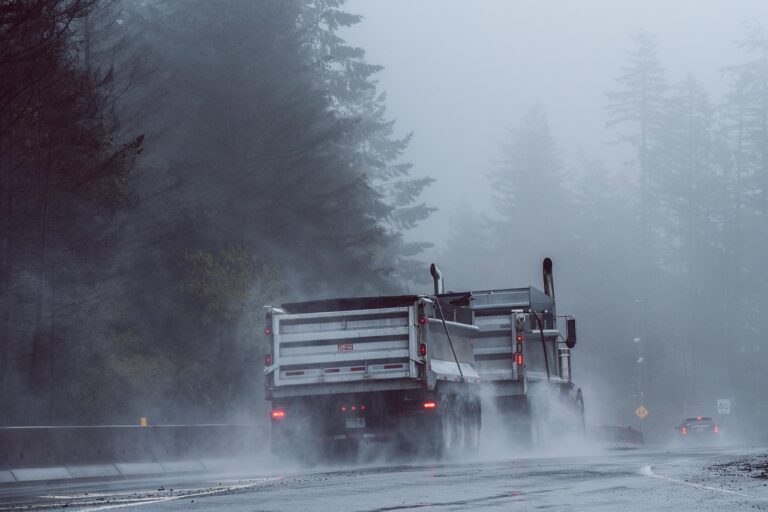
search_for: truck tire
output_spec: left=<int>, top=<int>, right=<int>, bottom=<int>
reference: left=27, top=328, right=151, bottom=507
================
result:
left=432, top=393, right=460, bottom=458
left=575, top=390, right=586, bottom=435
left=450, top=396, right=466, bottom=453
left=464, top=399, right=481, bottom=453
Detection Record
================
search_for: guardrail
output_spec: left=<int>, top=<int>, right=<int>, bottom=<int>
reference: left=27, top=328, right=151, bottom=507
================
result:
left=0, top=424, right=269, bottom=470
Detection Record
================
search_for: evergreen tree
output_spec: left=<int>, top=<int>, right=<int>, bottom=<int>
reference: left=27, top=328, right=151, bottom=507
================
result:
left=435, top=205, right=495, bottom=291
left=101, top=0, right=403, bottom=419
left=654, top=75, right=726, bottom=402
left=720, top=22, right=768, bottom=399
left=488, top=103, right=567, bottom=284
left=605, top=30, right=667, bottom=410
left=605, top=30, right=667, bottom=266
left=0, top=0, right=143, bottom=423
left=304, top=0, right=434, bottom=288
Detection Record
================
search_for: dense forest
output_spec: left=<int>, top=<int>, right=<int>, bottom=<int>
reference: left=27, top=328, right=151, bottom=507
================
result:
left=439, top=28, right=768, bottom=439
left=0, top=0, right=431, bottom=425
left=3, top=1, right=767, bottom=439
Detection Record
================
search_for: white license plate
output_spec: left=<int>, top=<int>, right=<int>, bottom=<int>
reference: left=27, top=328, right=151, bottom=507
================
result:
left=345, top=417, right=365, bottom=429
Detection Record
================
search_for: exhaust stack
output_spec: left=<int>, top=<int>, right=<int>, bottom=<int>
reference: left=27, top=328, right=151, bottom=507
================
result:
left=430, top=263, right=444, bottom=295
left=542, top=257, right=555, bottom=300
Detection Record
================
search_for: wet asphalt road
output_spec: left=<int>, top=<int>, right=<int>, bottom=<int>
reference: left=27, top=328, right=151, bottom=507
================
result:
left=1, top=445, right=767, bottom=511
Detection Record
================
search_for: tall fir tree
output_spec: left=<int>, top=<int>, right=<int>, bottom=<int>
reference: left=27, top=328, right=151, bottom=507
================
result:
left=488, top=103, right=567, bottom=284
left=0, top=0, right=143, bottom=423
left=654, top=75, right=726, bottom=402
left=303, top=0, right=435, bottom=288
left=721, top=22, right=768, bottom=399
left=605, top=30, right=667, bottom=408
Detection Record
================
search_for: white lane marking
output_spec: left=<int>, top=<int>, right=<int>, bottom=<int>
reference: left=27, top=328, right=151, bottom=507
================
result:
left=640, top=465, right=768, bottom=501
left=67, top=477, right=282, bottom=511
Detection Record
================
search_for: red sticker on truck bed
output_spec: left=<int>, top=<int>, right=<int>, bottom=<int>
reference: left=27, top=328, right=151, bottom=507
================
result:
left=337, top=343, right=354, bottom=351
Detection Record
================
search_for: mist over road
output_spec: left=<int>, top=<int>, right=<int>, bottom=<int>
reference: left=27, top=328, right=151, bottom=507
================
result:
left=3, top=446, right=767, bottom=511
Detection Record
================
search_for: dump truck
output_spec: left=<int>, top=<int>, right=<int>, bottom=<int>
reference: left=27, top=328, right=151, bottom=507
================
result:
left=263, top=295, right=482, bottom=461
left=432, top=258, right=584, bottom=445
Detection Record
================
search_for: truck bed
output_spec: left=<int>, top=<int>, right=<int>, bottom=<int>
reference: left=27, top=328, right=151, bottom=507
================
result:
left=267, top=306, right=418, bottom=388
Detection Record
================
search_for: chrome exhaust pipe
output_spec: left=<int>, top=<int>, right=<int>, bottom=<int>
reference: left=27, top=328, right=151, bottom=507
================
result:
left=430, top=263, right=444, bottom=295
left=543, top=257, right=555, bottom=300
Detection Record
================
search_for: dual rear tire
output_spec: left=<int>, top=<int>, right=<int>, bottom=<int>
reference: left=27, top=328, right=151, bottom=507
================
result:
left=433, top=393, right=481, bottom=458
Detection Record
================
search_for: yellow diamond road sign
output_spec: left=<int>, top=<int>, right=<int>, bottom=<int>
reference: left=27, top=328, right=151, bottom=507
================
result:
left=635, top=405, right=648, bottom=420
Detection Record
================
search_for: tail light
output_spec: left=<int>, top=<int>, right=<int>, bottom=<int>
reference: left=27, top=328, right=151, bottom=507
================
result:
left=265, top=354, right=272, bottom=366
left=418, top=301, right=427, bottom=325
left=516, top=353, right=523, bottom=365
left=271, top=408, right=286, bottom=420
left=419, top=343, right=427, bottom=357
left=681, top=426, right=687, bottom=434
left=713, top=425, right=719, bottom=433
left=423, top=401, right=437, bottom=409
left=264, top=327, right=272, bottom=336
left=516, top=334, right=523, bottom=342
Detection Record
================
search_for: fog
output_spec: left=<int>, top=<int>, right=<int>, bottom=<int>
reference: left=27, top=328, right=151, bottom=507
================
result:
left=346, top=0, right=768, bottom=246
left=2, top=0, right=767, bottom=452
left=344, top=0, right=768, bottom=442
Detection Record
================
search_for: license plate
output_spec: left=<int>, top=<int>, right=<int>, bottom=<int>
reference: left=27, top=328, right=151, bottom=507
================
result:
left=345, top=417, right=365, bottom=429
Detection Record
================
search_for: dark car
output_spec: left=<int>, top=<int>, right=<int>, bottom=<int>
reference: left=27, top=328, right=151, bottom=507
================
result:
left=676, top=416, right=720, bottom=444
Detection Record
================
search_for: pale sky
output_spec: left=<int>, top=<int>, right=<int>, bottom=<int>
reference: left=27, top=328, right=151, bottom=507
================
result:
left=344, top=0, right=768, bottom=252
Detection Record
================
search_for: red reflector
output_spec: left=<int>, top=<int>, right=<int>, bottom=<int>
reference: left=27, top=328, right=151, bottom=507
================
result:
left=516, top=354, right=523, bottom=365
left=264, top=327, right=272, bottom=335
left=286, top=370, right=304, bottom=376
left=419, top=343, right=427, bottom=357
left=351, top=366, right=365, bottom=372
left=325, top=368, right=340, bottom=373
left=516, top=335, right=523, bottom=342
left=265, top=354, right=272, bottom=366
left=271, top=409, right=286, bottom=420
left=419, top=316, right=427, bottom=325
left=423, top=401, right=437, bottom=409
left=384, top=364, right=403, bottom=369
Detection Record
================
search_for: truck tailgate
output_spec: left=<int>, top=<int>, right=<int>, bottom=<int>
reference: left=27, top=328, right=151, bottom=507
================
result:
left=270, top=306, right=417, bottom=386
left=472, top=310, right=516, bottom=381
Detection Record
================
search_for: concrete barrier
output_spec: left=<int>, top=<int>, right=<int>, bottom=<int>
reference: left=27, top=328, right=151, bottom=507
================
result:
left=11, top=467, right=72, bottom=482
left=0, top=424, right=269, bottom=472
left=65, top=464, right=121, bottom=479
left=588, top=425, right=645, bottom=448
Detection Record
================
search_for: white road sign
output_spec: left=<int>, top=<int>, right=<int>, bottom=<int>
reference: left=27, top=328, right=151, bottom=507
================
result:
left=717, top=399, right=730, bottom=415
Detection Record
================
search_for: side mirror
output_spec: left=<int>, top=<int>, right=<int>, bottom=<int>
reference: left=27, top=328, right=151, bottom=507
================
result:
left=565, top=318, right=577, bottom=348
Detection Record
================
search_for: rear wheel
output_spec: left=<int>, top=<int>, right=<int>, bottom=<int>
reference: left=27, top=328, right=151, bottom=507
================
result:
left=463, top=399, right=481, bottom=453
left=575, top=390, right=586, bottom=435
left=450, top=396, right=466, bottom=453
left=438, top=394, right=454, bottom=456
